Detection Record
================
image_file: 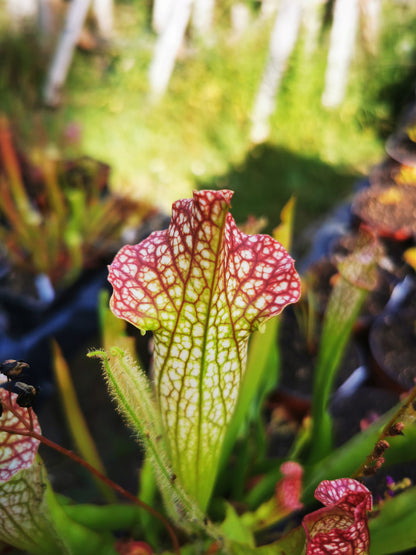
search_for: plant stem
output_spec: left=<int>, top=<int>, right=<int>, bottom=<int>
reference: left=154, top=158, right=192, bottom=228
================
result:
left=27, top=407, right=34, bottom=431
left=352, top=386, right=416, bottom=480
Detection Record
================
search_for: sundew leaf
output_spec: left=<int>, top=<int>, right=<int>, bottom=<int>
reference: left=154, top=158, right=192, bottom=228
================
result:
left=109, top=190, right=300, bottom=510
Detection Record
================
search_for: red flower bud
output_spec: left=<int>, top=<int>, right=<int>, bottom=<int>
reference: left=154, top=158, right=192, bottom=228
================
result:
left=275, top=461, right=303, bottom=512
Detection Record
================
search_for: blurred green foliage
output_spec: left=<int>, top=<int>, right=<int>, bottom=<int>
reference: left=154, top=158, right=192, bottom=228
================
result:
left=0, top=0, right=415, bottom=224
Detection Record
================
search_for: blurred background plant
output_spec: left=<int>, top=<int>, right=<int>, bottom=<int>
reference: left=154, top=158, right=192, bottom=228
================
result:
left=0, top=0, right=416, bottom=231
left=0, top=115, right=154, bottom=297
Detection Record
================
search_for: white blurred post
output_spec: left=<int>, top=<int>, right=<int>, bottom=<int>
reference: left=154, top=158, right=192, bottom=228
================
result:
left=148, top=0, right=194, bottom=99
left=92, top=0, right=113, bottom=40
left=230, top=3, right=251, bottom=38
left=260, top=0, right=279, bottom=18
left=192, top=0, right=215, bottom=38
left=152, top=0, right=176, bottom=34
left=321, top=0, right=359, bottom=108
left=250, top=0, right=302, bottom=143
left=360, top=0, right=381, bottom=55
left=302, top=0, right=325, bottom=58
left=43, top=0, right=92, bottom=107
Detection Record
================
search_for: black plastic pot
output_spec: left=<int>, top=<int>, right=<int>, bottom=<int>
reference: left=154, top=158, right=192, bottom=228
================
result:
left=0, top=266, right=110, bottom=396
left=330, top=386, right=399, bottom=447
left=273, top=306, right=366, bottom=420
left=369, top=306, right=416, bottom=393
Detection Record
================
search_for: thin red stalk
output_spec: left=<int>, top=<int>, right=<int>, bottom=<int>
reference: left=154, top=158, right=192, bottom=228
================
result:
left=0, top=118, right=39, bottom=227
left=27, top=407, right=34, bottom=431
left=0, top=117, right=24, bottom=189
left=0, top=403, right=180, bottom=555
